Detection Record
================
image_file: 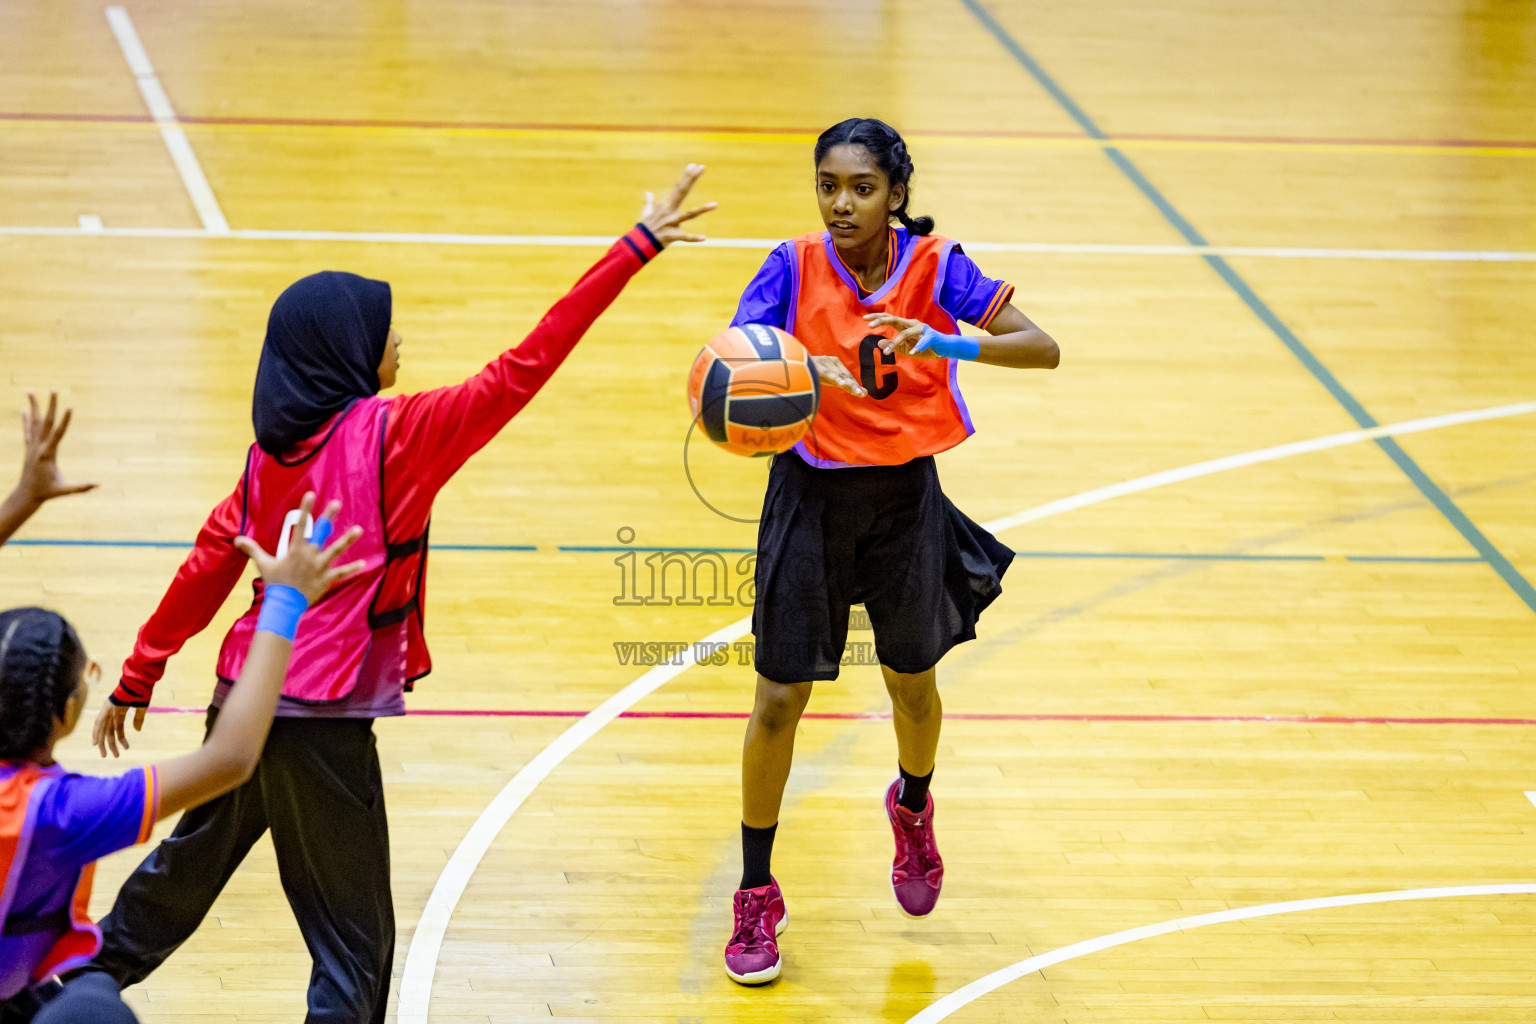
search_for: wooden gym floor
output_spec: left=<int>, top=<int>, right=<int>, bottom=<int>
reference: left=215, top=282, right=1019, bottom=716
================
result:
left=2, top=0, right=1535, bottom=1020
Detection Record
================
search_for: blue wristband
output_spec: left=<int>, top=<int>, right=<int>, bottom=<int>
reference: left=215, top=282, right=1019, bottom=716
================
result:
left=912, top=325, right=981, bottom=361
left=256, top=584, right=309, bottom=642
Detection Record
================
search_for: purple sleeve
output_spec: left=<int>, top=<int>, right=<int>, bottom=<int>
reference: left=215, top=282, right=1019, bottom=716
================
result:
left=730, top=243, right=794, bottom=330
left=939, top=244, right=1015, bottom=330
left=31, top=768, right=154, bottom=871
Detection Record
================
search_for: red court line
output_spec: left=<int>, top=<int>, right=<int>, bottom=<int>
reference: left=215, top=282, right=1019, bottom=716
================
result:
left=5, top=111, right=1535, bottom=150
left=1, top=111, right=153, bottom=123
left=141, top=706, right=1536, bottom=726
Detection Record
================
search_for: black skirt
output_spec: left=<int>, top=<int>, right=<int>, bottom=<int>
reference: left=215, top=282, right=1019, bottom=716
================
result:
left=751, top=452, right=1013, bottom=682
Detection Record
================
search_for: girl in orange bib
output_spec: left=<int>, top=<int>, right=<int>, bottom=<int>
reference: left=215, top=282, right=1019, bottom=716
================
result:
left=723, top=118, right=1060, bottom=984
left=0, top=396, right=364, bottom=1023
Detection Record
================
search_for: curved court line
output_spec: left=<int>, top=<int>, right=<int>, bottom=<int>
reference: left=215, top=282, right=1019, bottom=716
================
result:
left=395, top=617, right=751, bottom=1023
left=959, top=0, right=1535, bottom=616
left=396, top=397, right=1534, bottom=1022
left=904, top=883, right=1536, bottom=1024
left=1, top=225, right=1535, bottom=262
left=983, top=400, right=1536, bottom=534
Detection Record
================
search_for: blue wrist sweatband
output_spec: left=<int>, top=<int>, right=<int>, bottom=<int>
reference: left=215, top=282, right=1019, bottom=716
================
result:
left=912, top=325, right=980, bottom=361
left=257, top=584, right=309, bottom=642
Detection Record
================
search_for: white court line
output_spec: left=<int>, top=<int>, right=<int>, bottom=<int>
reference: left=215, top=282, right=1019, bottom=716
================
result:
left=104, top=7, right=230, bottom=234
left=904, top=884, right=1536, bottom=1024
left=984, top=400, right=1536, bottom=534
left=1526, top=791, right=1536, bottom=810
left=395, top=397, right=1536, bottom=1022
left=1, top=223, right=1535, bottom=262
left=395, top=618, right=751, bottom=1023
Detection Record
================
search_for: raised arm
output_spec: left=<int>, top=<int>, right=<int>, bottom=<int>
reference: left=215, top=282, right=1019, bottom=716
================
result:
left=386, top=165, right=717, bottom=498
left=0, top=392, right=98, bottom=546
left=152, top=493, right=364, bottom=819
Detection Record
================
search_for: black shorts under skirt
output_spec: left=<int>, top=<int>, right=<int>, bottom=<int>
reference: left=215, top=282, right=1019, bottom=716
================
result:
left=751, top=452, right=1013, bottom=682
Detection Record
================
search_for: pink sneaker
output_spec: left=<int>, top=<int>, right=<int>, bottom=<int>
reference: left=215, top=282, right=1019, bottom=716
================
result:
left=724, top=877, right=788, bottom=984
left=885, top=779, right=943, bottom=917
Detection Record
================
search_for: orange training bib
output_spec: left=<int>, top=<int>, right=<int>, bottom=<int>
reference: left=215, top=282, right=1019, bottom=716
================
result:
left=787, top=231, right=974, bottom=467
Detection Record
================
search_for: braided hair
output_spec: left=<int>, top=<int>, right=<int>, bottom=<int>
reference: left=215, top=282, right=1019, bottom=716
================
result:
left=813, top=118, right=935, bottom=236
left=0, top=608, right=88, bottom=762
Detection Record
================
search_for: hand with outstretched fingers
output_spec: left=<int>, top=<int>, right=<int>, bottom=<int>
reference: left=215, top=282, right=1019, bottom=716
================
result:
left=15, top=392, right=97, bottom=506
left=863, top=312, right=940, bottom=359
left=232, top=493, right=366, bottom=607
left=640, top=164, right=717, bottom=246
left=812, top=355, right=868, bottom=397
left=94, top=493, right=365, bottom=758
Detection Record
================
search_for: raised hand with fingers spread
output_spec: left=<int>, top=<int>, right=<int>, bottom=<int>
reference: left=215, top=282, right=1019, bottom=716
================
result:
left=145, top=492, right=366, bottom=816
left=0, top=495, right=360, bottom=1018
left=640, top=163, right=717, bottom=247
left=82, top=164, right=720, bottom=1019
left=232, top=496, right=366, bottom=608
left=0, top=391, right=99, bottom=546
left=92, top=494, right=366, bottom=760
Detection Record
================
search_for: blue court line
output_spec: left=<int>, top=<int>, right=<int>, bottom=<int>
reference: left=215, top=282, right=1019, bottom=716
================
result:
left=960, top=0, right=1536, bottom=615
left=1347, top=554, right=1485, bottom=563
left=434, top=543, right=538, bottom=552
left=4, top=538, right=1480, bottom=564
left=8, top=539, right=189, bottom=549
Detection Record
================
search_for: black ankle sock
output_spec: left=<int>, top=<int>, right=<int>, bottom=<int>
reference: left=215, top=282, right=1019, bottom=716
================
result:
left=740, top=822, right=777, bottom=890
left=898, top=765, right=933, bottom=813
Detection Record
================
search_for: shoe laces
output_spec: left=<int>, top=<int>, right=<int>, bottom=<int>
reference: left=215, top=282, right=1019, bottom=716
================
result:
left=894, top=810, right=942, bottom=883
left=728, top=889, right=776, bottom=954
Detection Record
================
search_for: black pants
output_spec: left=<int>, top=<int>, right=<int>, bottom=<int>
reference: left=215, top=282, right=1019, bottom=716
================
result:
left=89, top=714, right=394, bottom=1024
left=1, top=974, right=137, bottom=1024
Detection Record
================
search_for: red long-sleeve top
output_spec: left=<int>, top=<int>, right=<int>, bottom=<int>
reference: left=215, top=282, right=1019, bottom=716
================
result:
left=112, top=224, right=664, bottom=714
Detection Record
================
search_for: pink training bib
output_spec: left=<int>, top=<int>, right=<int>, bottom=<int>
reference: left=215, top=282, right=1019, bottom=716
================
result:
left=215, top=398, right=422, bottom=704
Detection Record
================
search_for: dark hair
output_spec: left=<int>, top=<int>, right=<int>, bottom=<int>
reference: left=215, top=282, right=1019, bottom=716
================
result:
left=813, top=118, right=935, bottom=236
left=0, top=608, right=88, bottom=761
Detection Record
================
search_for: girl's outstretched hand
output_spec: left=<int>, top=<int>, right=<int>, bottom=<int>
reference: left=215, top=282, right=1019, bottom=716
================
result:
left=94, top=494, right=364, bottom=759
left=812, top=355, right=868, bottom=398
left=233, top=492, right=366, bottom=606
left=639, top=164, right=717, bottom=246
left=864, top=312, right=939, bottom=359
left=16, top=392, right=97, bottom=507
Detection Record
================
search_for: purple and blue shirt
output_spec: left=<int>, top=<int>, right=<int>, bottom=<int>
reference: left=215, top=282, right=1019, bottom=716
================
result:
left=731, top=227, right=1015, bottom=332
left=0, top=762, right=157, bottom=998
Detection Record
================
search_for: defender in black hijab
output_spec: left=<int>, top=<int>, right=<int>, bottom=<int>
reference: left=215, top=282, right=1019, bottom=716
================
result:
left=252, top=271, right=391, bottom=455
